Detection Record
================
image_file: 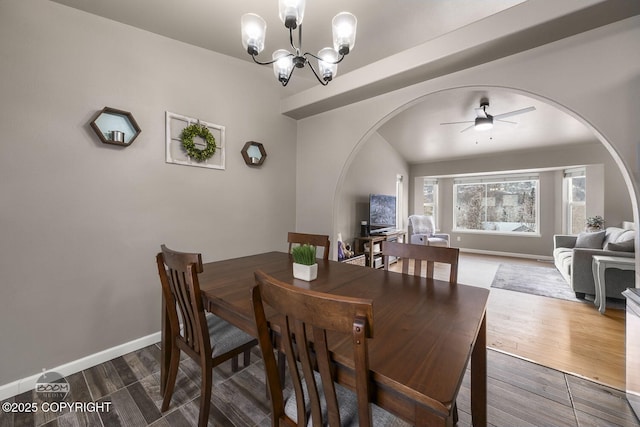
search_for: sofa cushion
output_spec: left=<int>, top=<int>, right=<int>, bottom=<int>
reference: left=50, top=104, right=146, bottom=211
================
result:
left=613, top=229, right=635, bottom=243
left=575, top=230, right=606, bottom=249
left=603, top=227, right=628, bottom=247
left=553, top=248, right=573, bottom=259
left=554, top=249, right=572, bottom=273
left=606, top=238, right=635, bottom=252
left=553, top=247, right=572, bottom=258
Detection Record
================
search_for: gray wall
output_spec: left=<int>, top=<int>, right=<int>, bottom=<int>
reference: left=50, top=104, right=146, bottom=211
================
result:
left=335, top=132, right=409, bottom=251
left=408, top=143, right=633, bottom=256
left=0, top=1, right=296, bottom=386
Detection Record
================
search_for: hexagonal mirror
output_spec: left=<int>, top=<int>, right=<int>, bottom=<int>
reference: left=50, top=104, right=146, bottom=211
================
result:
left=90, top=107, right=141, bottom=147
left=241, top=141, right=267, bottom=166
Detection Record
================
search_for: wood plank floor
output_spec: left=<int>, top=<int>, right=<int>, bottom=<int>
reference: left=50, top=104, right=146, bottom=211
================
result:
left=2, top=345, right=638, bottom=427
left=447, top=253, right=626, bottom=391
left=1, top=253, right=637, bottom=426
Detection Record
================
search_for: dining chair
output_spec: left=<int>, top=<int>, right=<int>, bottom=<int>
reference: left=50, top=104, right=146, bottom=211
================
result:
left=381, top=240, right=459, bottom=283
left=251, top=270, right=404, bottom=426
left=287, top=231, right=331, bottom=260
left=381, top=240, right=459, bottom=423
left=156, top=245, right=257, bottom=427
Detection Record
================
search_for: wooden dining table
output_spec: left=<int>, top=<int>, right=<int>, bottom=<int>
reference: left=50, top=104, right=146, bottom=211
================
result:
left=160, top=251, right=489, bottom=426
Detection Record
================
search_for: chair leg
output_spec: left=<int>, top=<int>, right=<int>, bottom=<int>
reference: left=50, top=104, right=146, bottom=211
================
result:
left=161, top=344, right=180, bottom=412
left=243, top=349, right=251, bottom=368
left=198, top=364, right=213, bottom=427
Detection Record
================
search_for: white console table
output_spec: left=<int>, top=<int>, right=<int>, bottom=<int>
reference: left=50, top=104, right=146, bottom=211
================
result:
left=592, top=255, right=635, bottom=314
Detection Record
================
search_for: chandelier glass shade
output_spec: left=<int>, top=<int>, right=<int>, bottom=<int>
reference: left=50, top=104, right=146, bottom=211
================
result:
left=241, top=0, right=356, bottom=86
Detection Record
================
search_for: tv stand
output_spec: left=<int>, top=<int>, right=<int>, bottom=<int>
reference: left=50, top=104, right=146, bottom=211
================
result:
left=354, top=230, right=405, bottom=269
left=371, top=229, right=395, bottom=236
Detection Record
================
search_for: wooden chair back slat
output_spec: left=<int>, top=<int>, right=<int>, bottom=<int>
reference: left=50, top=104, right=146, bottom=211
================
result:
left=252, top=270, right=374, bottom=426
left=157, top=245, right=210, bottom=356
left=381, top=240, right=460, bottom=284
left=287, top=232, right=331, bottom=261
left=313, top=325, right=341, bottom=427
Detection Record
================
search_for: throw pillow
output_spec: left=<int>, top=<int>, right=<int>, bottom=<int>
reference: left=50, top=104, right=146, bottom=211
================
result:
left=606, top=239, right=635, bottom=252
left=575, top=230, right=606, bottom=249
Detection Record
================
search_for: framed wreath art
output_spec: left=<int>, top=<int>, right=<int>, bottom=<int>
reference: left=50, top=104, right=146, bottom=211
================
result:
left=165, top=112, right=226, bottom=170
left=181, top=123, right=216, bottom=162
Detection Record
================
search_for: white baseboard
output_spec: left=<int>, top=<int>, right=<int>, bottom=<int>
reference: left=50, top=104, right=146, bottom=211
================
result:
left=0, top=331, right=161, bottom=402
left=460, top=247, right=553, bottom=262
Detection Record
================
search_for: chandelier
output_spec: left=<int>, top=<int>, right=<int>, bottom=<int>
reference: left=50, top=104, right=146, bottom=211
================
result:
left=240, top=0, right=357, bottom=87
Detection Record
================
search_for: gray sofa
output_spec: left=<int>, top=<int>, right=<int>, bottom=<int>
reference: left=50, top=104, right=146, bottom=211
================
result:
left=553, top=225, right=635, bottom=300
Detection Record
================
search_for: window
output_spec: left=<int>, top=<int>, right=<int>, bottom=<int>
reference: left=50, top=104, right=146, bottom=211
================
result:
left=422, top=179, right=438, bottom=225
left=453, top=175, right=539, bottom=234
left=564, top=168, right=586, bottom=234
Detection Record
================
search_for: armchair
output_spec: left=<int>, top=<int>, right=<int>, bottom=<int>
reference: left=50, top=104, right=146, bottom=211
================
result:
left=408, top=215, right=450, bottom=247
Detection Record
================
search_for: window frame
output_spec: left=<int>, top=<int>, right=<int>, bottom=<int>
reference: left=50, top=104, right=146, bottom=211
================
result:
left=563, top=168, right=586, bottom=235
left=452, top=174, right=540, bottom=236
left=422, top=179, right=439, bottom=228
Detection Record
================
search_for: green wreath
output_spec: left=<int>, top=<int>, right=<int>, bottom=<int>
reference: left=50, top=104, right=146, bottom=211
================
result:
left=181, top=123, right=216, bottom=162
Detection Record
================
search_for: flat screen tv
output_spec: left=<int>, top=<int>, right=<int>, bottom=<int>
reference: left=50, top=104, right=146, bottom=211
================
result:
left=369, top=194, right=397, bottom=233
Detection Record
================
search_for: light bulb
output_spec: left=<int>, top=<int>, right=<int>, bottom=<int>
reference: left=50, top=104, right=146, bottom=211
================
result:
left=241, top=13, right=266, bottom=55
left=317, top=48, right=338, bottom=81
left=272, top=50, right=293, bottom=84
left=332, top=12, right=357, bottom=55
left=278, top=0, right=305, bottom=28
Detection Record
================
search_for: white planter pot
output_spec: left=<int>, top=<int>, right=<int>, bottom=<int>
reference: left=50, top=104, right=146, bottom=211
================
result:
left=293, top=263, right=318, bottom=281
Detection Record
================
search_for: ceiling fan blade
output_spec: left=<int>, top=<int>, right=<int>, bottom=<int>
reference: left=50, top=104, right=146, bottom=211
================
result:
left=460, top=124, right=475, bottom=133
left=493, top=106, right=536, bottom=120
left=440, top=120, right=474, bottom=125
left=495, top=119, right=518, bottom=124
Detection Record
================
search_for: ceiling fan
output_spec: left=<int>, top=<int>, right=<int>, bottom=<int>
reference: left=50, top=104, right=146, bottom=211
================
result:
left=440, top=98, right=536, bottom=132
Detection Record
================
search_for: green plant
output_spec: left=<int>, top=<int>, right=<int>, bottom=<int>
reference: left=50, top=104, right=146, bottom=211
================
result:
left=586, top=215, right=605, bottom=229
left=291, top=244, right=317, bottom=265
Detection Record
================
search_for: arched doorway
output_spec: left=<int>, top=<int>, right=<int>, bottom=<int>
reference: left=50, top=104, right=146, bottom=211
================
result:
left=333, top=85, right=638, bottom=388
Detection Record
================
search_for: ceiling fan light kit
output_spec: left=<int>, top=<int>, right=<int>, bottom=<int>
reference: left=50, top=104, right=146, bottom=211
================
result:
left=474, top=99, right=493, bottom=131
left=475, top=116, right=493, bottom=131
left=241, top=0, right=357, bottom=87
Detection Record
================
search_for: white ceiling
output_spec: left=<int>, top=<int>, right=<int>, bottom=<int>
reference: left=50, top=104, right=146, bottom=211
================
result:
left=50, top=0, right=525, bottom=77
left=377, top=88, right=597, bottom=164
left=50, top=0, right=604, bottom=164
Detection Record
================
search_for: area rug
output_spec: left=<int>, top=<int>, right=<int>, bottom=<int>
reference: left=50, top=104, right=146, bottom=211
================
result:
left=490, top=263, right=625, bottom=309
left=490, top=263, right=582, bottom=301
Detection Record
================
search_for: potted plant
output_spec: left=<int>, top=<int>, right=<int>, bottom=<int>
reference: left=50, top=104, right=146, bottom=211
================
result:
left=291, top=244, right=318, bottom=281
left=586, top=215, right=605, bottom=231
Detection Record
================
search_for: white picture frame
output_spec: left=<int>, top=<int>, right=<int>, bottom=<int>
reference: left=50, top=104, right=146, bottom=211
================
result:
left=165, top=111, right=226, bottom=170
